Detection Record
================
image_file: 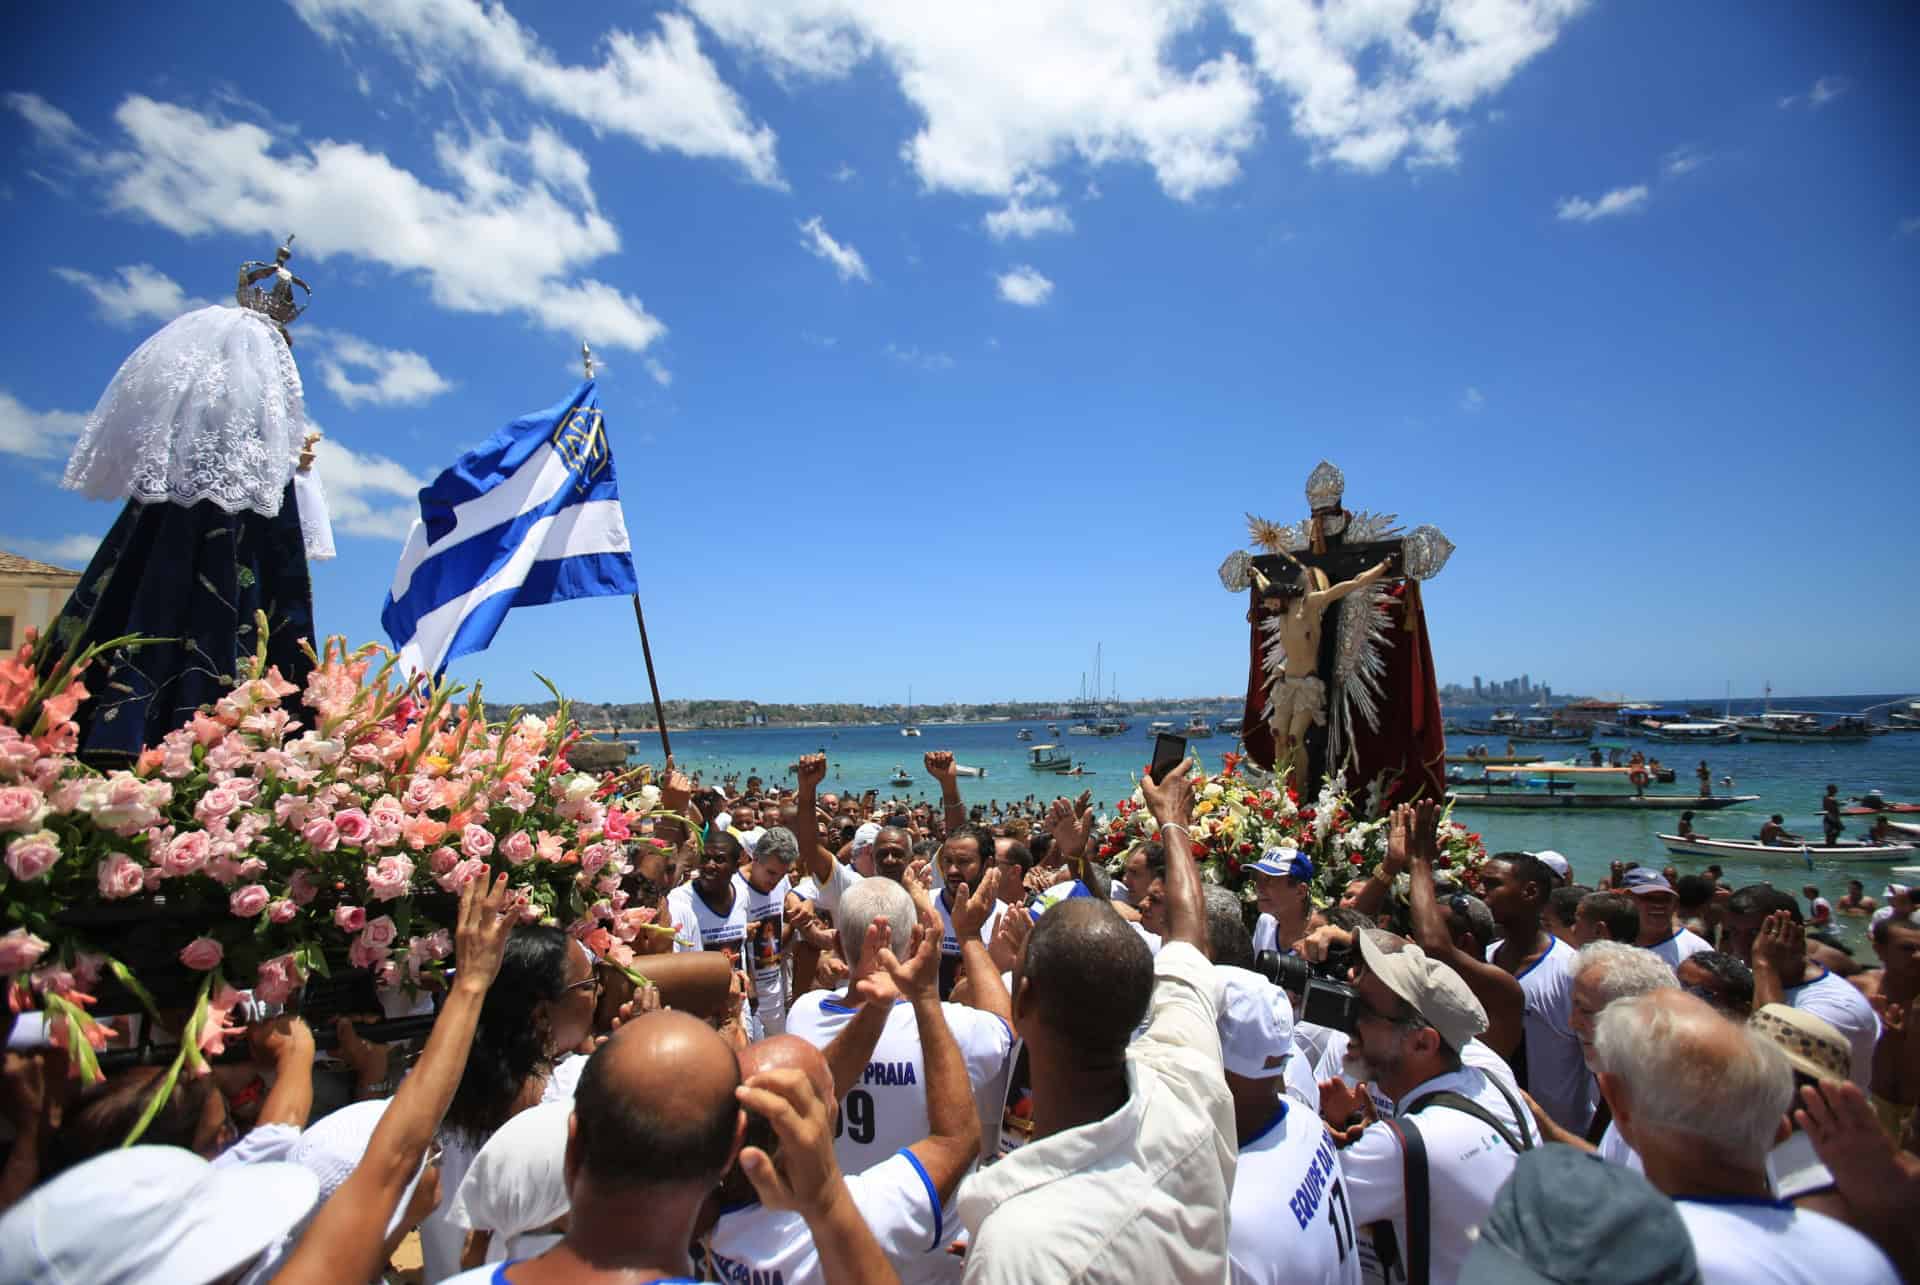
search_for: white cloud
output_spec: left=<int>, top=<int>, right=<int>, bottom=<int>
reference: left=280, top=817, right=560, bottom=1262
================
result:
left=885, top=343, right=954, bottom=371
left=1556, top=184, right=1648, bottom=222
left=316, top=334, right=453, bottom=407
left=0, top=533, right=100, bottom=567
left=831, top=162, right=857, bottom=182
left=4, top=92, right=85, bottom=150
left=310, top=433, right=428, bottom=541
left=1781, top=75, right=1848, bottom=109
left=1461, top=386, right=1485, bottom=412
left=1662, top=144, right=1705, bottom=177
left=0, top=390, right=86, bottom=461
left=995, top=265, right=1054, bottom=306
left=29, top=94, right=665, bottom=352
left=53, top=263, right=211, bottom=325
left=984, top=175, right=1075, bottom=240
left=288, top=0, right=782, bottom=186
left=644, top=357, right=673, bottom=386
left=798, top=215, right=870, bottom=282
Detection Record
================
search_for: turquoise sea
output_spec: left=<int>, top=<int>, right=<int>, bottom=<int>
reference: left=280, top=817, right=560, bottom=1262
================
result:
left=619, top=693, right=1920, bottom=953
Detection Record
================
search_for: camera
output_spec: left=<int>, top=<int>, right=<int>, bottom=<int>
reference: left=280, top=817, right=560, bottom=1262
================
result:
left=1254, top=949, right=1364, bottom=1035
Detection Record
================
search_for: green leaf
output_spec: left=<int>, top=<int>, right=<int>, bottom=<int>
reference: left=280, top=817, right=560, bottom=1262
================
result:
left=306, top=944, right=331, bottom=979
left=104, top=956, right=164, bottom=1027
left=120, top=1046, right=188, bottom=1147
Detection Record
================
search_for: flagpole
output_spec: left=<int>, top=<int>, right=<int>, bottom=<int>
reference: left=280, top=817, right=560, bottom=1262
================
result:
left=631, top=595, right=672, bottom=763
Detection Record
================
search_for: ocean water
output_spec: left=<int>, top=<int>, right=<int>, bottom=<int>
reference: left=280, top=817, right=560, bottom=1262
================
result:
left=617, top=694, right=1920, bottom=952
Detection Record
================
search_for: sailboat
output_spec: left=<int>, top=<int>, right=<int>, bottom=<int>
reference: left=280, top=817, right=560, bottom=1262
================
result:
left=901, top=685, right=921, bottom=737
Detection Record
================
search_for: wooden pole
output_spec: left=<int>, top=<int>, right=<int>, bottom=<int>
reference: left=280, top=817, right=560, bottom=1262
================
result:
left=631, top=594, right=672, bottom=763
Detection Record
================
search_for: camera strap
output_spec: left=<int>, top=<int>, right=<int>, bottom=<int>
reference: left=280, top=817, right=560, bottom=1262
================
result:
left=1383, top=1078, right=1535, bottom=1285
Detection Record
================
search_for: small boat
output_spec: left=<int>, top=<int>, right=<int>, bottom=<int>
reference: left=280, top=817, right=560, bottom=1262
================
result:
left=1730, top=711, right=1872, bottom=743
left=1448, top=792, right=1758, bottom=811
left=1659, top=833, right=1915, bottom=863
left=901, top=687, right=921, bottom=737
left=1016, top=728, right=1035, bottom=742
left=1842, top=797, right=1920, bottom=816
left=1444, top=753, right=1545, bottom=765
left=1888, top=699, right=1920, bottom=729
left=1055, top=762, right=1095, bottom=776
left=1046, top=723, right=1060, bottom=735
left=953, top=764, right=987, bottom=779
left=1644, top=722, right=1741, bottom=745
left=1028, top=744, right=1072, bottom=771
left=1184, top=714, right=1215, bottom=738
left=887, top=766, right=913, bottom=788
left=1218, top=715, right=1245, bottom=736
left=1146, top=721, right=1176, bottom=739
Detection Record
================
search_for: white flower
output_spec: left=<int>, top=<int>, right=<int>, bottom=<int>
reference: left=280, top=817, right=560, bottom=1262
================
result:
left=636, top=784, right=662, bottom=812
left=1202, top=783, right=1224, bottom=800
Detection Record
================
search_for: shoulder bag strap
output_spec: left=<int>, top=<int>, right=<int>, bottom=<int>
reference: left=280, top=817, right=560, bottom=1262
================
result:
left=1384, top=1116, right=1431, bottom=1285
left=1406, top=1090, right=1530, bottom=1156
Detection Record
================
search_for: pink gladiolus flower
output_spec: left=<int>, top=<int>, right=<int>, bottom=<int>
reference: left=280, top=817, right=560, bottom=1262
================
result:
left=268, top=898, right=298, bottom=924
left=0, top=786, right=46, bottom=832
left=96, top=853, right=146, bottom=900
left=334, top=905, right=366, bottom=933
left=333, top=808, right=372, bottom=846
left=365, top=854, right=415, bottom=901
left=229, top=885, right=271, bottom=918
left=502, top=782, right=535, bottom=814
left=602, top=808, right=632, bottom=842
left=254, top=953, right=302, bottom=1006
left=179, top=937, right=224, bottom=970
left=500, top=830, right=534, bottom=866
left=0, top=929, right=49, bottom=974
left=401, top=815, right=447, bottom=851
left=302, top=817, right=340, bottom=853
left=460, top=824, right=495, bottom=860
left=536, top=831, right=565, bottom=863
left=160, top=829, right=210, bottom=877
left=4, top=830, right=59, bottom=881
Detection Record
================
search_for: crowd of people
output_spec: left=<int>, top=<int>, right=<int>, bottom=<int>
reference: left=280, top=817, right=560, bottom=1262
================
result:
left=2, top=748, right=1918, bottom=1284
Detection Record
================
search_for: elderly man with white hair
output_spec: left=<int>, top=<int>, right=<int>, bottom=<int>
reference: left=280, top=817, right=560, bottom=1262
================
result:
left=786, top=874, right=1015, bottom=1176
left=1592, top=989, right=1898, bottom=1283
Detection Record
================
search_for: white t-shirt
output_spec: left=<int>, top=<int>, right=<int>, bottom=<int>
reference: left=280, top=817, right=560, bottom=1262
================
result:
left=1807, top=896, right=1834, bottom=926
left=1485, top=935, right=1590, bottom=1134
left=1252, top=913, right=1279, bottom=956
left=935, top=886, right=1004, bottom=1000
left=669, top=879, right=749, bottom=960
left=1645, top=926, right=1713, bottom=969
left=1784, top=966, right=1880, bottom=1090
left=1339, top=1064, right=1530, bottom=1285
left=1229, top=1102, right=1362, bottom=1285
left=707, top=1148, right=959, bottom=1285
left=785, top=990, right=1014, bottom=1177
left=1595, top=1119, right=1643, bottom=1172
left=1675, top=1196, right=1898, bottom=1284
left=734, top=870, right=791, bottom=1036
left=809, top=856, right=863, bottom=921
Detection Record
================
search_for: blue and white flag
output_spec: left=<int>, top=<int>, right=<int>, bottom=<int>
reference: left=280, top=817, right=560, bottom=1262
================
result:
left=382, top=381, right=638, bottom=677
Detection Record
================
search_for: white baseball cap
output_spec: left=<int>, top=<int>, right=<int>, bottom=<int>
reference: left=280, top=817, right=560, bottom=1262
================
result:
left=853, top=821, right=882, bottom=853
left=0, top=1145, right=318, bottom=1284
left=1531, top=850, right=1570, bottom=881
left=1214, top=965, right=1297, bottom=1079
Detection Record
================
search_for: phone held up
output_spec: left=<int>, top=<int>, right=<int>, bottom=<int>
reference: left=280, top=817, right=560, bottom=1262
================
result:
left=1149, top=733, right=1188, bottom=784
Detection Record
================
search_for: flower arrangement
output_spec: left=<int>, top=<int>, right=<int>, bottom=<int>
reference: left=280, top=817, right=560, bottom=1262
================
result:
left=0, top=618, right=673, bottom=1088
left=1098, top=750, right=1486, bottom=907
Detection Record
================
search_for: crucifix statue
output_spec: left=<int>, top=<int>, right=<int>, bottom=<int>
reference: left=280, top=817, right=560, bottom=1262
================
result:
left=1220, top=460, right=1455, bottom=802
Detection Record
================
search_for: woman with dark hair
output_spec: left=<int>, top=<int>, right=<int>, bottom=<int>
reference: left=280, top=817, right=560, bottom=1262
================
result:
left=420, top=924, right=598, bottom=1280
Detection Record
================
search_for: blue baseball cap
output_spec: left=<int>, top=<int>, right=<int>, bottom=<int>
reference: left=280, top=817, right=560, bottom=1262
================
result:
left=1622, top=867, right=1673, bottom=895
left=1248, top=847, right=1312, bottom=881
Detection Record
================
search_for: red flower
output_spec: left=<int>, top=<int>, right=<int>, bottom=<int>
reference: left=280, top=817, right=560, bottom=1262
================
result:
left=1436, top=855, right=1453, bottom=869
left=1350, top=853, right=1364, bottom=866
left=1192, top=840, right=1209, bottom=855
left=1227, top=857, right=1242, bottom=875
left=1238, top=841, right=1254, bottom=855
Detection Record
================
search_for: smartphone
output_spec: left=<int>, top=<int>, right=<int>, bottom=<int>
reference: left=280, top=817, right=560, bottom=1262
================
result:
left=1150, top=733, right=1188, bottom=784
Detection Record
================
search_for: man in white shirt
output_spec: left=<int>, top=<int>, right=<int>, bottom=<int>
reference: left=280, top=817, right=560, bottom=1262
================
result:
left=1623, top=867, right=1712, bottom=967
left=1482, top=851, right=1590, bottom=1133
left=935, top=823, right=1006, bottom=999
left=787, top=875, right=1013, bottom=1177
left=1317, top=928, right=1531, bottom=1285
left=1591, top=988, right=1898, bottom=1283
left=703, top=899, right=980, bottom=1285
left=955, top=758, right=1236, bottom=1283
left=668, top=829, right=751, bottom=963
left=1215, top=966, right=1359, bottom=1285
left=736, top=826, right=796, bottom=1035
left=1248, top=848, right=1314, bottom=957
left=1727, top=885, right=1880, bottom=1090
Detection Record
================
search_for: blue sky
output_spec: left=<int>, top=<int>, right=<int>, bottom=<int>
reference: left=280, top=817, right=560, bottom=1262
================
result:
left=2, top=1, right=1916, bottom=707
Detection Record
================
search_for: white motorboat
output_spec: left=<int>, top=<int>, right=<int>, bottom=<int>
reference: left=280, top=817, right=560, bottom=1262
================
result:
left=1016, top=728, right=1034, bottom=741
left=953, top=763, right=987, bottom=778
left=1028, top=744, right=1072, bottom=771
left=1659, top=833, right=1915, bottom=863
left=887, top=765, right=913, bottom=788
left=901, top=685, right=921, bottom=736
left=1184, top=714, right=1215, bottom=738
left=1146, top=721, right=1176, bottom=738
left=1644, top=721, right=1740, bottom=744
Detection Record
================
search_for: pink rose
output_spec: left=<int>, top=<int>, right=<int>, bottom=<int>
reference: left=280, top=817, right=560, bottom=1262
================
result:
left=0, top=786, right=45, bottom=832
left=365, top=854, right=415, bottom=902
left=434, top=857, right=485, bottom=893
left=427, top=845, right=459, bottom=875
left=347, top=937, right=385, bottom=970
left=4, top=830, right=59, bottom=882
left=96, top=853, right=146, bottom=900
left=288, top=868, right=321, bottom=905
left=402, top=776, right=438, bottom=812
left=460, top=824, right=495, bottom=860
left=500, top=830, right=534, bottom=866
left=333, top=808, right=372, bottom=846
left=580, top=840, right=617, bottom=877
left=229, top=884, right=271, bottom=918
left=254, top=953, right=301, bottom=1006
left=268, top=898, right=298, bottom=924
left=333, top=905, right=366, bottom=934
left=194, top=787, right=240, bottom=825
left=179, top=937, right=224, bottom=970
left=161, top=829, right=211, bottom=877
left=0, top=928, right=50, bottom=974
left=301, top=817, right=340, bottom=853
left=361, top=916, right=398, bottom=950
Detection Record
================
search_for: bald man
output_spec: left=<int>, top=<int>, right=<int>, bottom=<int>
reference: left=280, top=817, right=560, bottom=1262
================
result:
left=703, top=906, right=981, bottom=1285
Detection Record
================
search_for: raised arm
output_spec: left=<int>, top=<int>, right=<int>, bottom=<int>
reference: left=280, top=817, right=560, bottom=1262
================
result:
left=926, top=751, right=965, bottom=834
left=272, top=872, right=515, bottom=1285
left=823, top=919, right=905, bottom=1100
left=950, top=868, right=1013, bottom=1025
left=796, top=754, right=834, bottom=884
left=247, top=1015, right=317, bottom=1131
left=1401, top=802, right=1523, bottom=1059
left=1308, top=557, right=1394, bottom=610
left=889, top=898, right=982, bottom=1197
left=1140, top=759, right=1207, bottom=955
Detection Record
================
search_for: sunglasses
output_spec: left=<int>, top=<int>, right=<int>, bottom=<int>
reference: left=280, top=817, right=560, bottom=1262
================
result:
left=564, top=973, right=604, bottom=998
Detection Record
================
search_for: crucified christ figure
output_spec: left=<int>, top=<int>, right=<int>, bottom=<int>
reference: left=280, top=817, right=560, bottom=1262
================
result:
left=1258, top=557, right=1394, bottom=788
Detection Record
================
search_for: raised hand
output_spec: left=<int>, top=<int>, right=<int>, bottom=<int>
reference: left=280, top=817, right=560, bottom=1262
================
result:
left=454, top=870, right=514, bottom=993
left=1794, top=1079, right=1920, bottom=1225
left=952, top=867, right=1001, bottom=940
left=1385, top=805, right=1412, bottom=878
left=796, top=753, right=827, bottom=792
left=1046, top=794, right=1094, bottom=860
left=1753, top=909, right=1806, bottom=980
left=737, top=1067, right=846, bottom=1218
left=924, top=750, right=958, bottom=786
left=989, top=895, right=1034, bottom=973
left=1317, top=1077, right=1376, bottom=1143
left=659, top=756, right=694, bottom=816
left=1138, top=756, right=1195, bottom=829
left=850, top=918, right=903, bottom=1007
left=879, top=902, right=944, bottom=1003
left=1410, top=798, right=1441, bottom=863
left=248, top=1014, right=315, bottom=1067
